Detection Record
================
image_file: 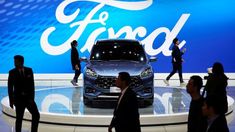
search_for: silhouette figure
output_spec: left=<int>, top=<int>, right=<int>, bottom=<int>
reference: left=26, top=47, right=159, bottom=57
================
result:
left=109, top=72, right=141, bottom=132
left=8, top=55, right=40, bottom=132
left=202, top=95, right=229, bottom=132
left=186, top=75, right=207, bottom=132
left=203, top=62, right=228, bottom=114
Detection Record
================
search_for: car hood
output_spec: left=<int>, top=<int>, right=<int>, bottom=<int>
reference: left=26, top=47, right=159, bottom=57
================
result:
left=86, top=61, right=150, bottom=76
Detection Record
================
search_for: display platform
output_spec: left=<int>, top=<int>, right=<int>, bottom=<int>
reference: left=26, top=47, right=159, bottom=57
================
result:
left=1, top=86, right=234, bottom=127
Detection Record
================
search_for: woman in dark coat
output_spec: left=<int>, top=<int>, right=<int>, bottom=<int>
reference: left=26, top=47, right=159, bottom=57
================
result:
left=70, top=40, right=81, bottom=86
left=204, top=62, right=228, bottom=114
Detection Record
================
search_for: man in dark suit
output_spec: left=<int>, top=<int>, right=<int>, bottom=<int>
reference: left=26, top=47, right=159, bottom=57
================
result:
left=202, top=95, right=229, bottom=132
left=8, top=55, right=40, bottom=132
left=164, top=38, right=186, bottom=86
left=70, top=40, right=81, bottom=86
left=108, top=72, right=141, bottom=132
left=186, top=75, right=207, bottom=132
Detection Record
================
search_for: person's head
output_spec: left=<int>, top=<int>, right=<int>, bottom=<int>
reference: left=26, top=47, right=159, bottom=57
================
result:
left=71, top=40, right=78, bottom=47
left=173, top=38, right=180, bottom=45
left=202, top=95, right=223, bottom=117
left=116, top=72, right=131, bottom=90
left=14, top=55, right=24, bottom=68
left=186, top=75, right=203, bottom=95
left=212, top=62, right=224, bottom=75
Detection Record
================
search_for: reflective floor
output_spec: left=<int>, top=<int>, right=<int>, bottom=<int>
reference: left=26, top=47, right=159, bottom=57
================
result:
left=0, top=84, right=235, bottom=132
left=35, top=86, right=190, bottom=115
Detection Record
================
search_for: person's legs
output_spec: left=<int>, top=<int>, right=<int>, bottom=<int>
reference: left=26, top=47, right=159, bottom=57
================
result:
left=166, top=63, right=178, bottom=80
left=177, top=64, right=184, bottom=83
left=15, top=103, right=26, bottom=132
left=73, top=69, right=81, bottom=83
left=26, top=100, right=40, bottom=132
left=164, top=63, right=177, bottom=85
left=71, top=68, right=81, bottom=86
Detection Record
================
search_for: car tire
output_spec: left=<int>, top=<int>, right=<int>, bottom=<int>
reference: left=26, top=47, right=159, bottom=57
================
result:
left=83, top=96, right=91, bottom=106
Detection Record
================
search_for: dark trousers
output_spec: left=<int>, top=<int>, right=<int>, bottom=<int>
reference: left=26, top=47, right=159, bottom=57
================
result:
left=73, top=69, right=81, bottom=83
left=115, top=124, right=141, bottom=132
left=166, top=63, right=183, bottom=83
left=15, top=99, right=40, bottom=132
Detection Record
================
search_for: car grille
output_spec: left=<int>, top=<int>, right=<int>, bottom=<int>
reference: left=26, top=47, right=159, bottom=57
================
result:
left=95, top=76, right=143, bottom=89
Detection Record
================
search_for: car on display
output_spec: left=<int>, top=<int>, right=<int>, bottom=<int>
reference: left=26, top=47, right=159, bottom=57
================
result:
left=83, top=39, right=156, bottom=107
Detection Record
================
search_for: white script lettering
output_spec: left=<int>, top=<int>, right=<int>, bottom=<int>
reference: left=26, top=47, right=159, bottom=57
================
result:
left=40, top=0, right=190, bottom=56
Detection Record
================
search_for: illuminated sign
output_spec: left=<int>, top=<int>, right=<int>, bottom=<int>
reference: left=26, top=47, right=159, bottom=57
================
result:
left=0, top=0, right=235, bottom=73
left=41, top=0, right=189, bottom=57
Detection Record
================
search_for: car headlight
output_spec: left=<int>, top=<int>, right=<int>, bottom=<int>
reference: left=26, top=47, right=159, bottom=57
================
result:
left=140, top=68, right=152, bottom=78
left=86, top=68, right=98, bottom=78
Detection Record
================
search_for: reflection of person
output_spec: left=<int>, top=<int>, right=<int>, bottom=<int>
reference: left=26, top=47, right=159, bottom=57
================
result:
left=8, top=55, right=40, bottom=132
left=70, top=40, right=81, bottom=86
left=203, top=62, right=228, bottom=114
left=164, top=38, right=186, bottom=86
left=108, top=72, right=141, bottom=132
left=202, top=95, right=229, bottom=132
left=72, top=88, right=80, bottom=114
left=171, top=88, right=183, bottom=113
left=186, top=75, right=207, bottom=132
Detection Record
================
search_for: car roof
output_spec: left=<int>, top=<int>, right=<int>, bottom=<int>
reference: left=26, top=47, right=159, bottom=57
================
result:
left=96, top=38, right=141, bottom=44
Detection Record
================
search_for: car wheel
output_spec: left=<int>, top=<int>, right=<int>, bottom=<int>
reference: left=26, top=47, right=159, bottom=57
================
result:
left=83, top=96, right=91, bottom=106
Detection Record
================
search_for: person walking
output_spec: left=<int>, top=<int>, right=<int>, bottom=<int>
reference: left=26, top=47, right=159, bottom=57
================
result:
left=164, top=38, right=186, bottom=86
left=8, top=55, right=40, bottom=132
left=108, top=72, right=141, bottom=132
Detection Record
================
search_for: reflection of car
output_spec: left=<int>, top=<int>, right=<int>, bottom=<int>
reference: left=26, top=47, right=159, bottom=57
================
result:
left=83, top=39, right=156, bottom=107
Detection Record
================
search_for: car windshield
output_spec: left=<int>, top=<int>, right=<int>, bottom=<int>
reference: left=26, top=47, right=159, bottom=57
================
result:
left=90, top=40, right=147, bottom=62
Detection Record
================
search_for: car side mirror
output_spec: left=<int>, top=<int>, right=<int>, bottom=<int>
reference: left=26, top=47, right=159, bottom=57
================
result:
left=149, top=57, right=157, bottom=62
left=80, top=57, right=88, bottom=62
